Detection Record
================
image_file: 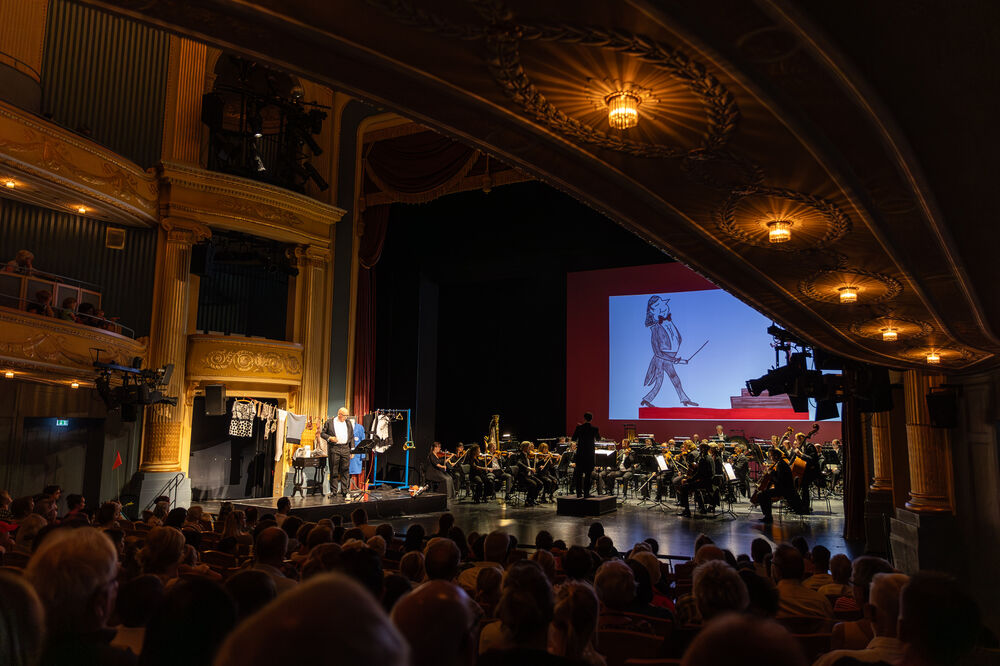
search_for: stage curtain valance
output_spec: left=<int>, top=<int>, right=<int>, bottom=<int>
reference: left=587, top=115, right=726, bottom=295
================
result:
left=363, top=132, right=479, bottom=204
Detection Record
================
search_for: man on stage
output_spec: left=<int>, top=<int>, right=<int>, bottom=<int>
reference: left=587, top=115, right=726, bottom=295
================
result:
left=572, top=412, right=599, bottom=498
left=676, top=442, right=714, bottom=517
left=758, top=446, right=800, bottom=523
left=321, top=407, right=356, bottom=498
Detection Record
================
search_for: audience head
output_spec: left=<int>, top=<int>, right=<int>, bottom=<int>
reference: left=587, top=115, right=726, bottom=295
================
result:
left=550, top=581, right=600, bottom=662
left=276, top=497, right=291, bottom=514
left=391, top=580, right=479, bottom=666
left=352, top=507, right=369, bottom=527
left=694, top=533, right=715, bottom=553
left=141, top=577, right=237, bottom=666
left=337, top=545, right=384, bottom=600
left=898, top=571, right=981, bottom=666
left=563, top=545, right=593, bottom=581
left=26, top=527, right=119, bottom=636
left=11, top=496, right=34, bottom=520
left=532, top=548, right=556, bottom=582
left=475, top=566, right=502, bottom=605
left=138, top=526, right=186, bottom=578
left=694, top=544, right=725, bottom=566
left=367, top=535, right=387, bottom=558
left=437, top=512, right=454, bottom=535
left=114, top=574, right=165, bottom=628
left=66, top=493, right=85, bottom=513
left=214, top=573, right=408, bottom=666
left=629, top=550, right=662, bottom=586
left=751, top=538, right=772, bottom=564
left=256, top=526, right=289, bottom=566
left=399, top=550, right=425, bottom=583
left=281, top=515, right=304, bottom=541
left=425, top=537, right=461, bottom=581
left=496, top=560, right=554, bottom=648
left=95, top=500, right=121, bottom=526
left=829, top=553, right=851, bottom=585
left=376, top=523, right=395, bottom=543
left=594, top=560, right=635, bottom=610
left=810, top=545, right=830, bottom=573
left=739, top=568, right=780, bottom=618
left=483, top=530, right=509, bottom=563
left=307, top=526, right=332, bottom=550
left=790, top=536, right=809, bottom=558
left=587, top=522, right=604, bottom=544
left=771, top=543, right=804, bottom=582
left=403, top=524, right=426, bottom=552
left=163, top=507, right=187, bottom=529
left=682, top=614, right=806, bottom=666
left=300, top=543, right=343, bottom=580
left=866, top=572, right=909, bottom=637
left=693, top=560, right=749, bottom=620
left=0, top=571, right=45, bottom=666
left=15, top=514, right=47, bottom=552
left=534, top=529, right=554, bottom=551
left=595, top=535, right=616, bottom=559
left=224, top=569, right=277, bottom=621
left=643, top=537, right=659, bottom=554
left=850, top=555, right=894, bottom=605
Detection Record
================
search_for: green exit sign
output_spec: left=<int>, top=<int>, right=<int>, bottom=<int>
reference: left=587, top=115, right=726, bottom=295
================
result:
left=55, top=419, right=69, bottom=427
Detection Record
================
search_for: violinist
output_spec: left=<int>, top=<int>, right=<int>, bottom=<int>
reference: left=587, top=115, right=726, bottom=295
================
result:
left=758, top=446, right=800, bottom=523
left=649, top=439, right=676, bottom=501
left=556, top=438, right=574, bottom=489
left=669, top=440, right=698, bottom=501
left=599, top=442, right=638, bottom=498
left=467, top=444, right=494, bottom=504
left=535, top=442, right=559, bottom=503
left=730, top=443, right=751, bottom=498
left=446, top=442, right=468, bottom=497
left=426, top=441, right=455, bottom=500
left=511, top=441, right=542, bottom=506
left=676, top=442, right=714, bottom=517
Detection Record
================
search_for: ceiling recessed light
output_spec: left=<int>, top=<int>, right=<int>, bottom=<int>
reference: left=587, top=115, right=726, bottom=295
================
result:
left=925, top=352, right=940, bottom=364
left=4, top=371, right=13, bottom=379
left=70, top=381, right=80, bottom=389
left=766, top=219, right=792, bottom=244
left=838, top=286, right=859, bottom=303
left=4, top=178, right=15, bottom=189
left=881, top=327, right=898, bottom=342
left=76, top=206, right=87, bottom=214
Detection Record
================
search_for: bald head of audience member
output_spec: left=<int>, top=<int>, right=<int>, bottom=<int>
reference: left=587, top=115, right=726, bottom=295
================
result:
left=682, top=614, right=807, bottom=666
left=898, top=571, right=981, bottom=666
left=425, top=537, right=461, bottom=581
left=391, top=580, right=478, bottom=666
left=214, top=573, right=408, bottom=666
left=255, top=526, right=288, bottom=567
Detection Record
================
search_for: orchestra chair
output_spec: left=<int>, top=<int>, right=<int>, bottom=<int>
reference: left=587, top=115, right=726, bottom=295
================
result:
left=792, top=633, right=833, bottom=661
left=596, top=629, right=664, bottom=666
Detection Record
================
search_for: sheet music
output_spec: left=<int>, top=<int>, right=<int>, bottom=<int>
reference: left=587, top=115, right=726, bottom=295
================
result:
left=655, top=454, right=668, bottom=471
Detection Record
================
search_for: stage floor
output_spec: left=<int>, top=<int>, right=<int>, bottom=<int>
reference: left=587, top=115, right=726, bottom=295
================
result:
left=201, top=492, right=856, bottom=559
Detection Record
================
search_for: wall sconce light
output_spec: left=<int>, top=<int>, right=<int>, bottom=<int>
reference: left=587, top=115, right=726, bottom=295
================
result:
left=76, top=206, right=87, bottom=215
left=925, top=352, right=941, bottom=364
left=70, top=381, right=80, bottom=389
left=881, top=327, right=898, bottom=342
left=4, top=178, right=15, bottom=189
left=766, top=219, right=792, bottom=244
left=605, top=91, right=641, bottom=130
left=838, top=286, right=859, bottom=303
left=4, top=371, right=13, bottom=379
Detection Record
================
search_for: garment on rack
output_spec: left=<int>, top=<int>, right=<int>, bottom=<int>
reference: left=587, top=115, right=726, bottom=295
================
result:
left=256, top=401, right=277, bottom=438
left=349, top=422, right=367, bottom=475
left=285, top=413, right=307, bottom=444
left=275, top=410, right=288, bottom=462
left=229, top=401, right=256, bottom=438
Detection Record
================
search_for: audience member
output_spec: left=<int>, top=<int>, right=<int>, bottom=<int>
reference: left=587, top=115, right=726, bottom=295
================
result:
left=13, top=514, right=47, bottom=554
left=563, top=545, right=595, bottom=582
left=224, top=570, right=277, bottom=621
left=10, top=495, right=34, bottom=521
left=479, top=561, right=568, bottom=664
left=751, top=537, right=773, bottom=578
left=162, top=508, right=186, bottom=530
left=896, top=571, right=981, bottom=666
left=772, top=543, right=832, bottom=619
left=403, top=523, right=426, bottom=552
left=814, top=572, right=909, bottom=666
left=682, top=614, right=807, bottom=666
left=0, top=571, right=46, bottom=666
left=436, top=512, right=456, bottom=538
left=110, top=575, right=164, bottom=656
left=391, top=580, right=480, bottom=666
left=399, top=550, right=425, bottom=584
left=59, top=297, right=78, bottom=322
left=274, top=497, right=291, bottom=526
left=137, top=527, right=185, bottom=584
left=26, top=289, right=55, bottom=317
left=740, top=568, right=779, bottom=618
left=475, top=566, right=503, bottom=613
left=26, top=527, right=136, bottom=666
left=138, top=577, right=236, bottom=666
left=831, top=556, right=894, bottom=650
left=457, top=529, right=507, bottom=593
left=425, top=537, right=463, bottom=581
left=549, top=581, right=605, bottom=666
left=252, top=527, right=297, bottom=594
left=804, top=545, right=833, bottom=590
left=819, top=553, right=852, bottom=599
left=693, top=559, right=749, bottom=621
left=221, top=510, right=253, bottom=546
left=214, top=573, right=408, bottom=666
left=5, top=249, right=36, bottom=275
left=535, top=529, right=554, bottom=552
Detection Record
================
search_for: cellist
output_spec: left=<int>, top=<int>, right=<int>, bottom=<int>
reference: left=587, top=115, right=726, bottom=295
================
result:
left=757, top=446, right=801, bottom=523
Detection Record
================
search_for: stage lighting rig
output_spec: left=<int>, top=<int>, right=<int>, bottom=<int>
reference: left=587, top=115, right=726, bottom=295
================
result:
left=93, top=352, right=178, bottom=416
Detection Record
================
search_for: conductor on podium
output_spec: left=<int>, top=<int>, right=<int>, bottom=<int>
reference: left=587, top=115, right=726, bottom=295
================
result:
left=571, top=412, right=599, bottom=498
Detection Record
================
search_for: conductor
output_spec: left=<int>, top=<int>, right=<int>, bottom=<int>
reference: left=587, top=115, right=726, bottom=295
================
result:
left=571, top=412, right=600, bottom=498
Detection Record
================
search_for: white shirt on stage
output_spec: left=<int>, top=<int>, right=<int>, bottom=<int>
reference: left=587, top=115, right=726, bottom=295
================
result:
left=332, top=418, right=350, bottom=445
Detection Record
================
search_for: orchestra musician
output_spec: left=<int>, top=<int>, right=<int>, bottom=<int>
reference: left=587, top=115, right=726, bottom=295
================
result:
left=598, top=443, right=638, bottom=498
left=676, top=442, right=714, bottom=517
left=729, top=443, right=751, bottom=498
left=425, top=441, right=455, bottom=500
left=467, top=444, right=494, bottom=504
left=485, top=444, right=513, bottom=502
left=757, top=446, right=800, bottom=523
left=669, top=440, right=698, bottom=502
left=788, top=427, right=821, bottom=514
left=511, top=441, right=543, bottom=506
left=446, top=442, right=468, bottom=497
left=556, top=439, right=575, bottom=492
left=534, top=442, right=559, bottom=503
left=647, top=439, right=676, bottom=501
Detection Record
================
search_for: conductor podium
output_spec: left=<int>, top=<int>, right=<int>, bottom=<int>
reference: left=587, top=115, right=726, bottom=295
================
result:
left=556, top=494, right=617, bottom=516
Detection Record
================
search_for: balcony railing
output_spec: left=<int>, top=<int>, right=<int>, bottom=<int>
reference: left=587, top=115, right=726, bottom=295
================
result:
left=0, top=270, right=133, bottom=338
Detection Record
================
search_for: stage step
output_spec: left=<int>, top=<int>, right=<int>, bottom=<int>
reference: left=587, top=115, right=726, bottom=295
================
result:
left=556, top=494, right=618, bottom=516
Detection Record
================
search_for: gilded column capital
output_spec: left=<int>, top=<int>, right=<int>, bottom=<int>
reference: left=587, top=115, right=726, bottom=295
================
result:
left=293, top=244, right=331, bottom=268
left=161, top=218, right=212, bottom=244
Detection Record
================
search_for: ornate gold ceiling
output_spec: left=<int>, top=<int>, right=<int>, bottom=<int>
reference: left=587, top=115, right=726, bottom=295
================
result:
left=74, top=0, right=998, bottom=371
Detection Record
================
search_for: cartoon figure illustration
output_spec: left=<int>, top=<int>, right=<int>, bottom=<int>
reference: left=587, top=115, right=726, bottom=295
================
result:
left=641, top=295, right=699, bottom=408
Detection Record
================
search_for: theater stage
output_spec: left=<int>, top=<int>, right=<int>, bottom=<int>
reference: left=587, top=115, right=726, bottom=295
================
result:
left=204, top=489, right=447, bottom=523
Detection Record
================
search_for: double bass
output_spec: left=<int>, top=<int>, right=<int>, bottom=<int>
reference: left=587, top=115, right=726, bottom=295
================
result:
left=789, top=423, right=820, bottom=482
left=750, top=423, right=818, bottom=503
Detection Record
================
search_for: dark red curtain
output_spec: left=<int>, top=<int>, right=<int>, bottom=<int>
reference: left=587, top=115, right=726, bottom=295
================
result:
left=351, top=205, right=391, bottom=418
left=364, top=132, right=478, bottom=203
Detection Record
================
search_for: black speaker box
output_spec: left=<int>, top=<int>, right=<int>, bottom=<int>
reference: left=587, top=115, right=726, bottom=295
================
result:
left=926, top=390, right=958, bottom=428
left=205, top=384, right=227, bottom=415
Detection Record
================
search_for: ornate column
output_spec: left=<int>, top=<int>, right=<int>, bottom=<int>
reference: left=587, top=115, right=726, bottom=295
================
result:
left=291, top=245, right=332, bottom=418
left=903, top=370, right=952, bottom=512
left=140, top=218, right=210, bottom=474
left=869, top=411, right=893, bottom=492
left=0, top=0, right=48, bottom=110
left=890, top=369, right=957, bottom=574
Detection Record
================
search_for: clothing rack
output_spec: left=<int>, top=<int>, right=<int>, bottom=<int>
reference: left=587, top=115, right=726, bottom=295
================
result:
left=371, top=407, right=411, bottom=488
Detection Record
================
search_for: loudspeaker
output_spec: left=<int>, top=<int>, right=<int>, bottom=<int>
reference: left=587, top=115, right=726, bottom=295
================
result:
left=789, top=395, right=810, bottom=413
left=205, top=384, right=227, bottom=415
left=926, top=390, right=958, bottom=428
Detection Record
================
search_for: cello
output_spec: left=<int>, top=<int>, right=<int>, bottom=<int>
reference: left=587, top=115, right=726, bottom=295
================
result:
left=789, top=423, right=820, bottom=483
